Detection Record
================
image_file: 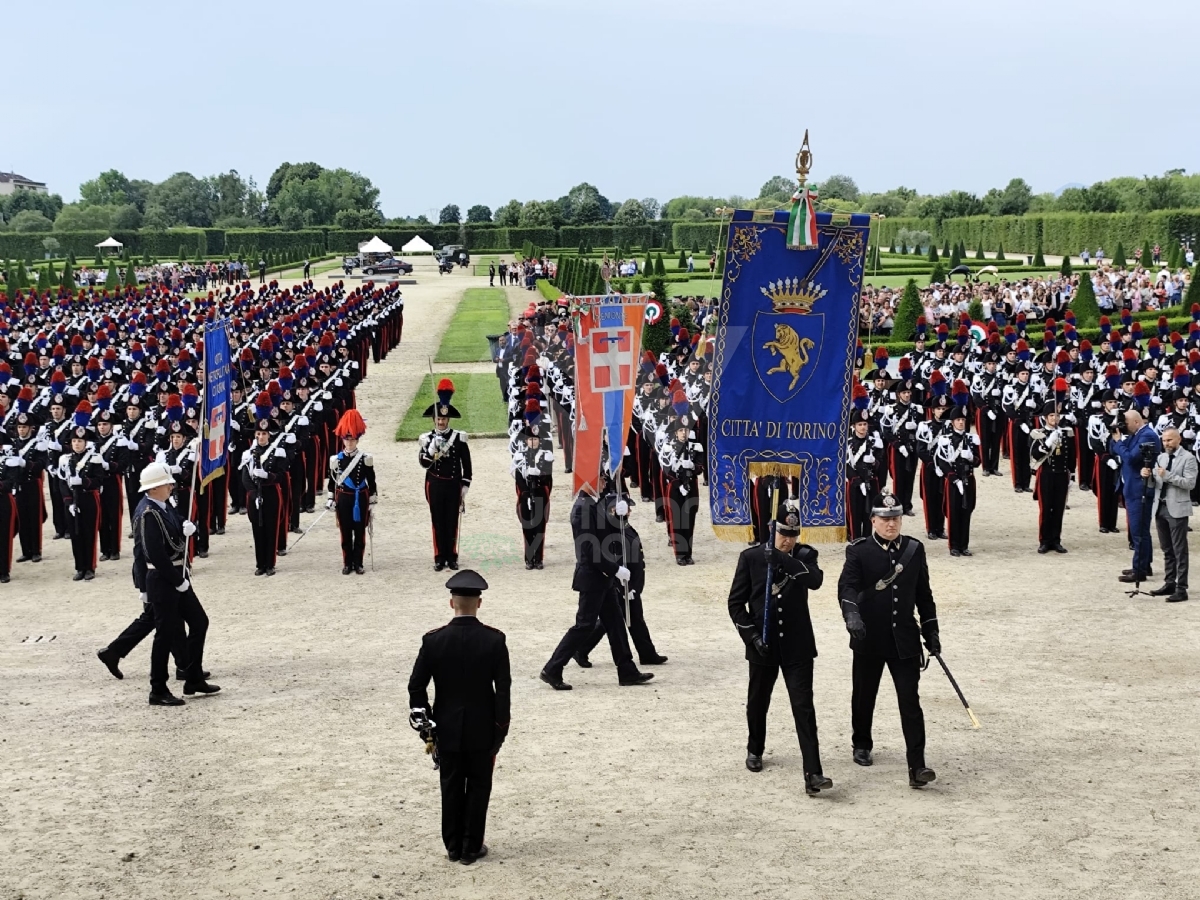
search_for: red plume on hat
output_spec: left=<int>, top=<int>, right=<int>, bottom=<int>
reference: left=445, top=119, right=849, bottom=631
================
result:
left=334, top=408, right=367, bottom=439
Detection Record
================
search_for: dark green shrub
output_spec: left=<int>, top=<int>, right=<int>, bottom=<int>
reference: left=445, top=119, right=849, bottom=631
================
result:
left=1072, top=272, right=1099, bottom=327
left=996, top=243, right=1005, bottom=261
left=1113, top=241, right=1126, bottom=268
left=928, top=243, right=939, bottom=263
left=1033, top=241, right=1045, bottom=267
left=929, top=262, right=946, bottom=285
left=891, top=279, right=922, bottom=341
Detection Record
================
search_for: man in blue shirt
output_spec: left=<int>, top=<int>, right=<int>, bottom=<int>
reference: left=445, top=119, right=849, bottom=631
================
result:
left=1110, top=409, right=1162, bottom=582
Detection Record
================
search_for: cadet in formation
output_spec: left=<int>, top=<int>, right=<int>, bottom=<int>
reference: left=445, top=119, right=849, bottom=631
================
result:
left=418, top=379, right=472, bottom=571
left=327, top=409, right=377, bottom=575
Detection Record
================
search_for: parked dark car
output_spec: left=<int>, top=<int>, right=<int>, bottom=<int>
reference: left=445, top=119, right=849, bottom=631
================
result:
left=361, top=257, right=414, bottom=276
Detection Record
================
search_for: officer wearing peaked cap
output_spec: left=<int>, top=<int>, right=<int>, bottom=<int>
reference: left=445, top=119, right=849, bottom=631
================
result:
left=837, top=492, right=939, bottom=789
left=728, top=504, right=832, bottom=794
left=407, top=569, right=511, bottom=865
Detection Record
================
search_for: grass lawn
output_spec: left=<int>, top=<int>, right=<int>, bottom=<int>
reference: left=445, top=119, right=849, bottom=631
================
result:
left=395, top=373, right=508, bottom=440
left=435, top=288, right=511, bottom=363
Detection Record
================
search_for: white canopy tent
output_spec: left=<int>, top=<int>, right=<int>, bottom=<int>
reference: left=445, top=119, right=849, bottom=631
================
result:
left=357, top=236, right=393, bottom=257
left=401, top=235, right=435, bottom=255
left=95, top=236, right=123, bottom=255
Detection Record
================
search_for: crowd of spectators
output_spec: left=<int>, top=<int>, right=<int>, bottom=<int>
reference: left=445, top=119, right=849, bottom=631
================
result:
left=860, top=263, right=1194, bottom=338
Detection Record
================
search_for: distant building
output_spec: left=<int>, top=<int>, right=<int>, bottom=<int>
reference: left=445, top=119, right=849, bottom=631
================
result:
left=0, top=172, right=48, bottom=196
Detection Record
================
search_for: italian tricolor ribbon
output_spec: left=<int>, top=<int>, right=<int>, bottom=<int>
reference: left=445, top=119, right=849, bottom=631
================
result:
left=786, top=189, right=818, bottom=250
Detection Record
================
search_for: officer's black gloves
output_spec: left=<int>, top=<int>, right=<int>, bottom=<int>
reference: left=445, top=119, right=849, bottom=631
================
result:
left=750, top=635, right=769, bottom=658
left=922, top=626, right=941, bottom=656
left=844, top=609, right=866, bottom=640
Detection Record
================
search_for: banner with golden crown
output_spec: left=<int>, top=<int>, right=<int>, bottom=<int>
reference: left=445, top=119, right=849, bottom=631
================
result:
left=707, top=208, right=871, bottom=542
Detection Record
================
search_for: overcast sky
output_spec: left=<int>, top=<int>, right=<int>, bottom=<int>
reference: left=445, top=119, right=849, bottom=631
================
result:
left=9, top=0, right=1198, bottom=218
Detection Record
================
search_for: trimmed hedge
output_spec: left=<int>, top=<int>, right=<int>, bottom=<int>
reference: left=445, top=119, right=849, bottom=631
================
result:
left=878, top=211, right=1200, bottom=258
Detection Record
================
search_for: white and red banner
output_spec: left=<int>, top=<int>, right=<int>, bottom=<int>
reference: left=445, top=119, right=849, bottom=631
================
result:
left=572, top=295, right=648, bottom=497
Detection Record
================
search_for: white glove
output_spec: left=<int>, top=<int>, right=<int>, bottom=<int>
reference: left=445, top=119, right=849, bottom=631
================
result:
left=139, top=592, right=148, bottom=603
left=100, top=460, right=110, bottom=471
left=69, top=475, right=83, bottom=486
left=991, top=389, right=1001, bottom=396
left=68, top=504, right=77, bottom=516
left=369, top=495, right=378, bottom=505
left=614, top=499, right=629, bottom=516
left=616, top=565, right=631, bottom=584
left=987, top=410, right=997, bottom=421
left=1184, top=430, right=1196, bottom=439
left=4, top=457, right=21, bottom=468
left=252, top=467, right=268, bottom=478
left=1026, top=400, right=1036, bottom=408
left=1020, top=424, right=1031, bottom=434
left=460, top=485, right=469, bottom=500
left=1046, top=431, right=1062, bottom=449
left=169, top=465, right=182, bottom=474
left=35, top=440, right=47, bottom=451
left=1107, top=458, right=1120, bottom=470
left=335, top=378, right=343, bottom=386
left=176, top=578, right=191, bottom=593
left=325, top=498, right=334, bottom=510
left=182, top=520, right=197, bottom=537
left=274, top=447, right=287, bottom=458
left=285, top=432, right=296, bottom=444
left=959, top=448, right=973, bottom=460
left=1152, top=395, right=1162, bottom=404
left=682, top=459, right=695, bottom=469
left=230, top=421, right=241, bottom=432
left=863, top=454, right=875, bottom=464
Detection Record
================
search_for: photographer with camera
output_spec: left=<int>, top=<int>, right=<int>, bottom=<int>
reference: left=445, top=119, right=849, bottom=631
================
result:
left=1145, top=427, right=1196, bottom=602
left=1110, top=409, right=1162, bottom=584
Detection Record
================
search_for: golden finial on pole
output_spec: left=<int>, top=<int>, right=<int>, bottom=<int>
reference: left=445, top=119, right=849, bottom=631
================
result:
left=795, top=130, right=813, bottom=188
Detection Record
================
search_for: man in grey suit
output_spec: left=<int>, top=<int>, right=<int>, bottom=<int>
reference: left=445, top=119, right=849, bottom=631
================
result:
left=1145, top=427, right=1197, bottom=603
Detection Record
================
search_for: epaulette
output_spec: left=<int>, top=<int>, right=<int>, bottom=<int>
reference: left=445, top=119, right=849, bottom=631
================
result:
left=480, top=623, right=506, bottom=636
left=849, top=537, right=867, bottom=545
left=423, top=625, right=446, bottom=636
left=362, top=454, right=373, bottom=466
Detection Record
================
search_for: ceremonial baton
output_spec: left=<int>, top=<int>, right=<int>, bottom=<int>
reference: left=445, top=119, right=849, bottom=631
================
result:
left=619, top=511, right=631, bottom=628
left=368, top=510, right=375, bottom=571
left=934, top=652, right=980, bottom=728
left=762, top=479, right=778, bottom=647
left=290, top=504, right=332, bottom=549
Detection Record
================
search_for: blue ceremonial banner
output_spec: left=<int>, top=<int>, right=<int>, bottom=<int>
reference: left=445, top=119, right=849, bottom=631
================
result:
left=707, top=209, right=871, bottom=542
left=201, top=318, right=232, bottom=489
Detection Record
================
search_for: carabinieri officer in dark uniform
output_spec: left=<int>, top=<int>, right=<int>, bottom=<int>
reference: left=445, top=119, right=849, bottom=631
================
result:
left=727, top=504, right=833, bottom=794
left=418, top=379, right=472, bottom=571
left=837, top=491, right=939, bottom=789
left=407, top=570, right=511, bottom=865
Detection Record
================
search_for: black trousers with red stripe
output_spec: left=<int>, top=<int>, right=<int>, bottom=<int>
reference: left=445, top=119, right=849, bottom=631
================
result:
left=15, top=477, right=43, bottom=558
left=98, top=476, right=124, bottom=558
left=247, top=485, right=282, bottom=572
left=665, top=477, right=698, bottom=561
left=426, top=476, right=463, bottom=565
left=0, top=492, right=16, bottom=577
left=67, top=489, right=101, bottom=574
left=1035, top=467, right=1070, bottom=547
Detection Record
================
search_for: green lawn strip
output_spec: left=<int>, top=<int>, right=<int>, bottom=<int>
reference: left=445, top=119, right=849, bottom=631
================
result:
left=395, top=373, right=508, bottom=440
left=435, top=287, right=511, bottom=363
